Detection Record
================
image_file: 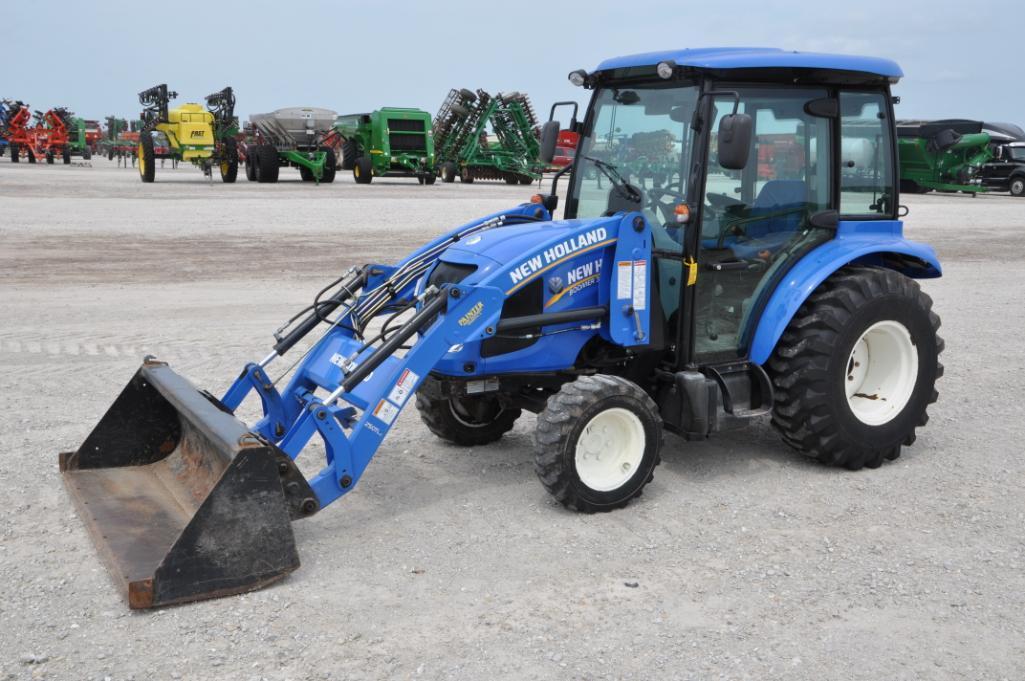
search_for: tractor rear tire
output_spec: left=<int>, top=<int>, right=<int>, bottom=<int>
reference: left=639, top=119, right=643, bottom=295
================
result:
left=340, top=140, right=357, bottom=170
left=440, top=162, right=457, bottom=183
left=219, top=138, right=238, bottom=183
left=319, top=147, right=336, bottom=183
left=10, top=143, right=18, bottom=163
left=1010, top=176, right=1025, bottom=197
left=256, top=145, right=279, bottom=183
left=767, top=266, right=943, bottom=470
left=138, top=135, right=155, bottom=182
left=415, top=393, right=521, bottom=446
left=534, top=375, right=662, bottom=513
left=62, top=146, right=71, bottom=164
left=460, top=167, right=474, bottom=184
left=353, top=156, right=373, bottom=184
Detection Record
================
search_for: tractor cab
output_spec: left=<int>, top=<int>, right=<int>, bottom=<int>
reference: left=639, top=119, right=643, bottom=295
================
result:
left=543, top=49, right=904, bottom=371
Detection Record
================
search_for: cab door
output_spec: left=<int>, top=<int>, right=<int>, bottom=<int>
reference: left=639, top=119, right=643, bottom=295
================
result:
left=691, top=86, right=835, bottom=363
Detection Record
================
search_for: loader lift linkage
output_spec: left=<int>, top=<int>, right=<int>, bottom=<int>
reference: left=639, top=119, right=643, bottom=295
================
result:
left=61, top=47, right=945, bottom=609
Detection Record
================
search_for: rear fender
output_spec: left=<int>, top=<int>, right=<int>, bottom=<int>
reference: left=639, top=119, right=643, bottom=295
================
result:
left=748, top=220, right=941, bottom=365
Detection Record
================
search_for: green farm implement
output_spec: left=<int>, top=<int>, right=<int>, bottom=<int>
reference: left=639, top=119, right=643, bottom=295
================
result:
left=897, top=119, right=993, bottom=194
left=335, top=108, right=435, bottom=184
left=432, top=88, right=543, bottom=184
left=244, top=107, right=337, bottom=184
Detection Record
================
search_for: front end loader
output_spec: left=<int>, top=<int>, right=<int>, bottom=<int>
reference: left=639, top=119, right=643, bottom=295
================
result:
left=136, top=84, right=239, bottom=182
left=63, top=48, right=945, bottom=609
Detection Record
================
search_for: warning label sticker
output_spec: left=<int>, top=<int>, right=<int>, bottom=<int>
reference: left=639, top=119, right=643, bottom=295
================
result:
left=632, top=259, right=647, bottom=311
left=372, top=399, right=399, bottom=426
left=387, top=368, right=419, bottom=407
left=617, top=261, right=632, bottom=300
left=330, top=353, right=347, bottom=369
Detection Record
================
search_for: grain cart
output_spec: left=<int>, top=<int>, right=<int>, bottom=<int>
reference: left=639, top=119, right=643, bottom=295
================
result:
left=136, top=84, right=239, bottom=183
left=61, top=48, right=944, bottom=609
left=335, top=107, right=435, bottom=184
left=244, top=107, right=337, bottom=184
left=433, top=88, right=543, bottom=184
left=896, top=119, right=993, bottom=194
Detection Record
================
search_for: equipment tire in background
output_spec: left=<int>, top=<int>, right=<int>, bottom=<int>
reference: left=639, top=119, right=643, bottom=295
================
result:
left=340, top=140, right=357, bottom=170
left=415, top=393, right=521, bottom=446
left=10, top=143, right=19, bottom=163
left=319, top=147, right=336, bottom=183
left=460, top=166, right=474, bottom=184
left=244, top=147, right=256, bottom=181
left=353, top=156, right=373, bottom=184
left=1010, top=176, right=1025, bottom=197
left=423, top=173, right=436, bottom=185
left=138, top=134, right=155, bottom=182
left=256, top=144, right=279, bottom=183
left=299, top=165, right=314, bottom=182
left=62, top=145, right=71, bottom=164
left=519, top=176, right=534, bottom=185
left=107, top=148, right=114, bottom=161
left=46, top=151, right=54, bottom=164
left=440, top=162, right=457, bottom=183
left=219, top=137, right=238, bottom=183
left=768, top=266, right=943, bottom=470
left=534, top=374, right=663, bottom=513
left=83, top=147, right=92, bottom=160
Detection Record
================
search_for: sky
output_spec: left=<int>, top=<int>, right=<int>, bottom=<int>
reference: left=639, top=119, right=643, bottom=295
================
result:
left=5, top=0, right=1020, bottom=126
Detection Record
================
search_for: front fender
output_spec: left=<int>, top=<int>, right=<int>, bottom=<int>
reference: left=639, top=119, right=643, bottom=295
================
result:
left=749, top=220, right=941, bottom=365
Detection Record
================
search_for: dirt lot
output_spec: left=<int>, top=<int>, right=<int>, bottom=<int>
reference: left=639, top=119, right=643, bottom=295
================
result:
left=1, top=160, right=1023, bottom=680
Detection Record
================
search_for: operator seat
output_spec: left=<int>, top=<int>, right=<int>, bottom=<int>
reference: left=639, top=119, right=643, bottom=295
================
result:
left=723, top=179, right=809, bottom=259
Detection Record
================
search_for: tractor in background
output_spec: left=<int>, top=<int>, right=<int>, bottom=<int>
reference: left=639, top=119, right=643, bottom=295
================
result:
left=334, top=108, right=436, bottom=184
left=136, top=84, right=239, bottom=182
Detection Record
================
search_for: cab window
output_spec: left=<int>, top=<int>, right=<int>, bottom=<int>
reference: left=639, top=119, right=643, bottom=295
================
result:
left=839, top=92, right=894, bottom=216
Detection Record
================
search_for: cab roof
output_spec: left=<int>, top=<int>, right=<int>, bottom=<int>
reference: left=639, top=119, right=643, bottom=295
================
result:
left=595, top=47, right=902, bottom=81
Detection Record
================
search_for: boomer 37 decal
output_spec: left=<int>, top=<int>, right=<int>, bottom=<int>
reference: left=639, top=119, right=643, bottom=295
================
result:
left=506, top=228, right=615, bottom=292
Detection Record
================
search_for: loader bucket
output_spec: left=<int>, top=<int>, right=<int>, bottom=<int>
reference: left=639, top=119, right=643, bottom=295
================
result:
left=59, top=358, right=318, bottom=609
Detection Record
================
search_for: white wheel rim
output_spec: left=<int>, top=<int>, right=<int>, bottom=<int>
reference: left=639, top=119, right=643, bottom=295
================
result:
left=1013, top=179, right=1024, bottom=194
left=574, top=408, right=645, bottom=492
left=845, top=320, right=918, bottom=426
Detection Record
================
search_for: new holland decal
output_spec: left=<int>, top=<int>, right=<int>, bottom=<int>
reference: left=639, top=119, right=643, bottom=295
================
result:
left=545, top=258, right=603, bottom=308
left=506, top=227, right=615, bottom=293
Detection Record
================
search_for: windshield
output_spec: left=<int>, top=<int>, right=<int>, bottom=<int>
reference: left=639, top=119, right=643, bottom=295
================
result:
left=569, top=84, right=699, bottom=249
left=1010, top=147, right=1025, bottom=162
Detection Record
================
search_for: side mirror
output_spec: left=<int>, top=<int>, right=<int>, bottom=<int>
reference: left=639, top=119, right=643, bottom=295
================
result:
left=540, top=120, right=560, bottom=164
left=717, top=113, right=753, bottom=170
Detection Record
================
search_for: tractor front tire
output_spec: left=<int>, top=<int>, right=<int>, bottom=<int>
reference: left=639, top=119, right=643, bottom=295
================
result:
left=768, top=266, right=943, bottom=470
left=415, top=393, right=521, bottom=446
left=534, top=375, right=662, bottom=513
left=256, top=145, right=279, bottom=183
left=353, top=156, right=373, bottom=184
left=1010, top=176, right=1025, bottom=197
left=319, top=147, right=336, bottom=183
left=219, top=138, right=238, bottom=183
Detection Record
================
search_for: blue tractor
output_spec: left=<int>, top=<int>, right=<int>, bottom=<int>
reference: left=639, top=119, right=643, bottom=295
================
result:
left=60, top=48, right=943, bottom=608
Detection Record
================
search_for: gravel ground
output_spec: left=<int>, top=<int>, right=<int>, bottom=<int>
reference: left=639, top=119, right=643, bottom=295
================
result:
left=1, top=159, right=1023, bottom=681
